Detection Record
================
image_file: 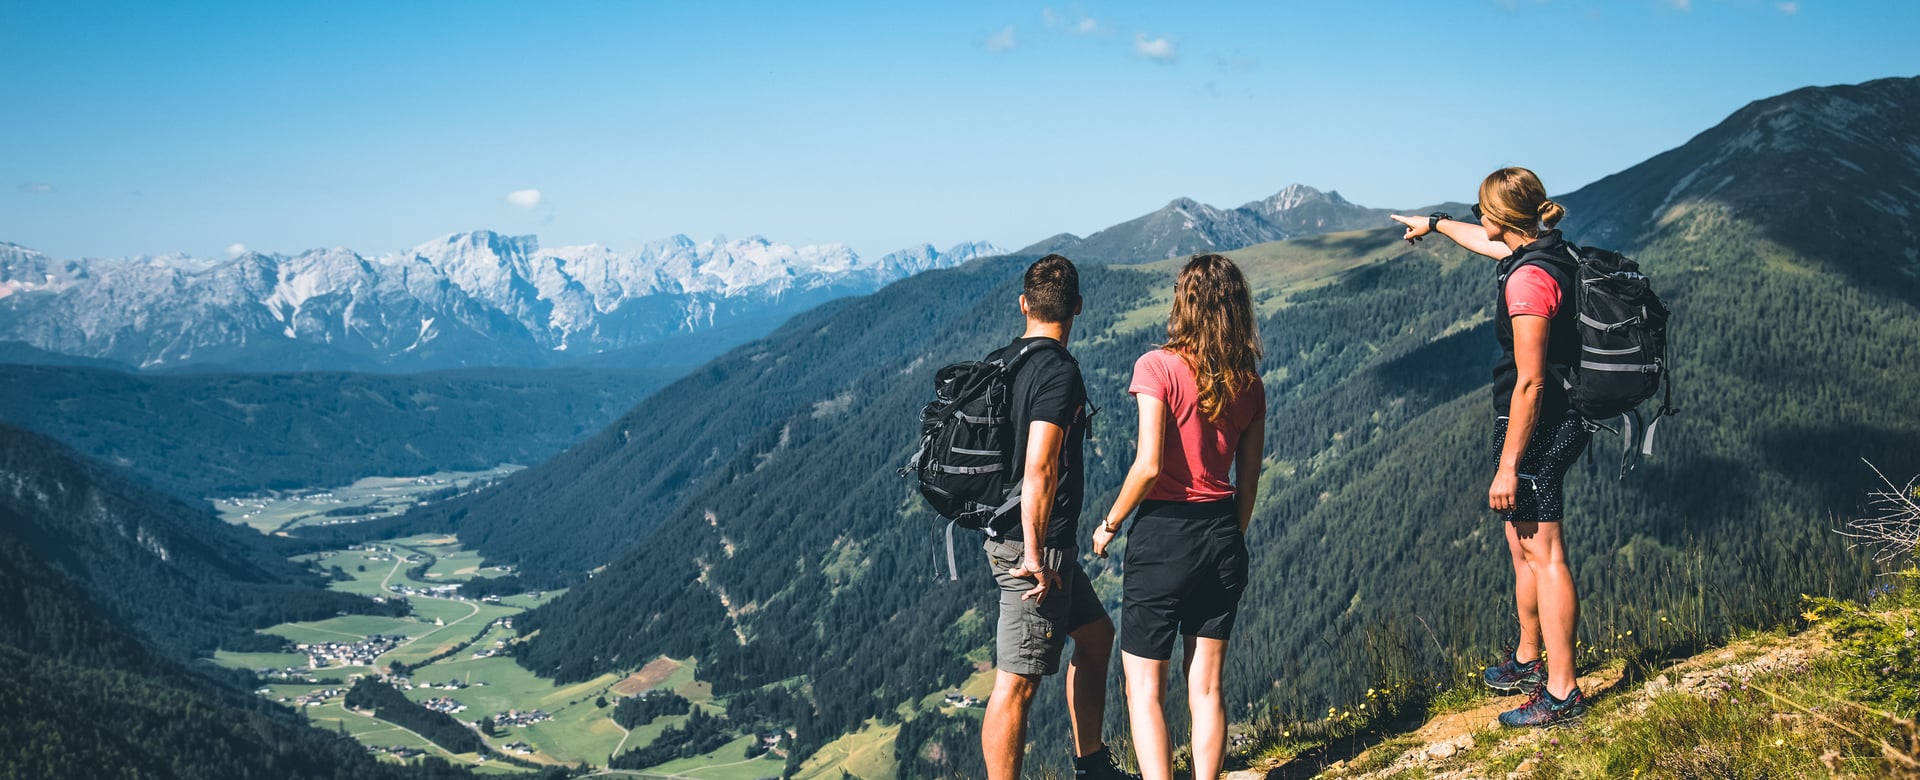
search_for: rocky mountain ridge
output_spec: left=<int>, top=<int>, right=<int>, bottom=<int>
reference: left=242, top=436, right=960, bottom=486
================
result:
left=1018, top=183, right=1396, bottom=262
left=0, top=233, right=1005, bottom=372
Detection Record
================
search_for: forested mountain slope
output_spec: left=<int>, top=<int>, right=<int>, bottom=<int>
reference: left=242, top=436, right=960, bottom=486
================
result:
left=1561, top=76, right=1920, bottom=295
left=0, top=503, right=481, bottom=779
left=0, top=423, right=396, bottom=656
left=0, top=363, right=674, bottom=498
left=0, top=423, right=494, bottom=778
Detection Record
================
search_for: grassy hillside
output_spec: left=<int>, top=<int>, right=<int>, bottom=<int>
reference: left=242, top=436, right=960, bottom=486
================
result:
left=1230, top=568, right=1920, bottom=779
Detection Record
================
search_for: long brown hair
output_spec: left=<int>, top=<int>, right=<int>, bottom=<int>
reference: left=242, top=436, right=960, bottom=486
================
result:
left=1477, top=167, right=1565, bottom=238
left=1164, top=253, right=1262, bottom=424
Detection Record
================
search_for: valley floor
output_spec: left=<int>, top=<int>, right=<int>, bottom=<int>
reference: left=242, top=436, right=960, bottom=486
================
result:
left=206, top=520, right=786, bottom=776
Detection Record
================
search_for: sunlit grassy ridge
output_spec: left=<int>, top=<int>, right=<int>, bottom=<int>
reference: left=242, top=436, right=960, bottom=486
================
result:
left=1104, top=228, right=1457, bottom=336
left=1215, top=568, right=1920, bottom=779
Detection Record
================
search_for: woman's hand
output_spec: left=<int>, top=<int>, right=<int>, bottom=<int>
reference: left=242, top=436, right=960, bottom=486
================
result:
left=1091, top=524, right=1117, bottom=558
left=1488, top=467, right=1519, bottom=513
left=1389, top=214, right=1431, bottom=244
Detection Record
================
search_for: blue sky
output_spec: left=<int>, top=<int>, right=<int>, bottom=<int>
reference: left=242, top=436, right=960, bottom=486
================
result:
left=4, top=0, right=1916, bottom=261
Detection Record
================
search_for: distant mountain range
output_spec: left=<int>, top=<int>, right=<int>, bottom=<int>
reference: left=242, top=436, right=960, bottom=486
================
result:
left=1020, top=183, right=1396, bottom=262
left=0, top=183, right=1429, bottom=374
left=0, top=233, right=1006, bottom=372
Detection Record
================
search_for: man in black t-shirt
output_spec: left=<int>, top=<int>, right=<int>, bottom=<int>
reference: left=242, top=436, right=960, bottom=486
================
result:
left=980, top=255, right=1133, bottom=780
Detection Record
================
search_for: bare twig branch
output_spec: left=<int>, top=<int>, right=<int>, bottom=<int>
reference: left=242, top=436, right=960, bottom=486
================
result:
left=1834, top=460, right=1920, bottom=569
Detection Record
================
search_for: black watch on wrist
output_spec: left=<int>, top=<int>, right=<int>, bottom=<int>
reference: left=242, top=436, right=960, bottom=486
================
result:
left=1428, top=212, right=1453, bottom=233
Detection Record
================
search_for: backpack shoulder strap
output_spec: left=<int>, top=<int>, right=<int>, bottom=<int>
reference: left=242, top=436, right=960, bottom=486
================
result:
left=1000, top=338, right=1075, bottom=376
left=1501, top=243, right=1578, bottom=289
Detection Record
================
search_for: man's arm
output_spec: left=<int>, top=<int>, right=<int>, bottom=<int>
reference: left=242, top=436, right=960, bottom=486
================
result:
left=1007, top=419, right=1065, bottom=603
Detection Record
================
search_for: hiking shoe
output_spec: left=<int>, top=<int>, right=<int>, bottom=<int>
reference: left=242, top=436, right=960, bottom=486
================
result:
left=1073, top=746, right=1140, bottom=780
left=1498, top=686, right=1590, bottom=728
left=1482, top=651, right=1546, bottom=693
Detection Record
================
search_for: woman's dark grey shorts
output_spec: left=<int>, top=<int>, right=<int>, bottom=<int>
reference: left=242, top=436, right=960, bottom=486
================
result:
left=1121, top=500, right=1247, bottom=661
left=1491, top=414, right=1590, bottom=524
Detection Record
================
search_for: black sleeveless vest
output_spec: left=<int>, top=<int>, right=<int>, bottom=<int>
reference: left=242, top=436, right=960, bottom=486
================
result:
left=1493, top=230, right=1582, bottom=417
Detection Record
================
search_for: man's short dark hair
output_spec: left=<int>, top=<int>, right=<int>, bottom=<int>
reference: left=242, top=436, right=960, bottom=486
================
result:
left=1023, top=254, right=1080, bottom=323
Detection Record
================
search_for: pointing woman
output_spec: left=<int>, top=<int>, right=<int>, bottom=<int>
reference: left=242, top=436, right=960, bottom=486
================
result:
left=1389, top=167, right=1592, bottom=727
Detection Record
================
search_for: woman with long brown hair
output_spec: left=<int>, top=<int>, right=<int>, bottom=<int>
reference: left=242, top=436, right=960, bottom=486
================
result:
left=1389, top=166, right=1593, bottom=728
left=1092, top=253, right=1266, bottom=780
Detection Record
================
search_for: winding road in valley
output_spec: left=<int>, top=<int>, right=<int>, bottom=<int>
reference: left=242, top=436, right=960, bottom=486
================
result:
left=371, top=546, right=484, bottom=667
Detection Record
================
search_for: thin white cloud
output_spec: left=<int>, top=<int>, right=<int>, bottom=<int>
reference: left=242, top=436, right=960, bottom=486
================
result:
left=986, top=25, right=1017, bottom=53
left=1134, top=34, right=1176, bottom=62
left=1777, top=1, right=1798, bottom=13
left=18, top=183, right=54, bottom=194
left=506, top=189, right=543, bottom=208
left=226, top=243, right=248, bottom=258
left=1041, top=7, right=1100, bottom=34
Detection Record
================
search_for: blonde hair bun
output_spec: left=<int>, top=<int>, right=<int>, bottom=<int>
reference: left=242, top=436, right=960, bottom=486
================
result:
left=1538, top=199, right=1566, bottom=229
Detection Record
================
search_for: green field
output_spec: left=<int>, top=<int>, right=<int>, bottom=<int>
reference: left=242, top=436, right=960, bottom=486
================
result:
left=213, top=649, right=312, bottom=673
left=797, top=720, right=898, bottom=780
left=215, top=533, right=768, bottom=771
left=213, top=466, right=521, bottom=534
left=210, top=531, right=913, bottom=776
left=620, top=735, right=788, bottom=780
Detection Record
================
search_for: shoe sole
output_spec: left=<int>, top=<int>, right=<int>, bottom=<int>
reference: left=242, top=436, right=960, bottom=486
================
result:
left=1483, top=677, right=1545, bottom=693
left=1498, top=707, right=1589, bottom=729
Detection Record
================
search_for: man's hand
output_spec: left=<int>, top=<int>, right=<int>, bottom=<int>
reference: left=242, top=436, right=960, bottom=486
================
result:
left=1006, top=557, right=1059, bottom=604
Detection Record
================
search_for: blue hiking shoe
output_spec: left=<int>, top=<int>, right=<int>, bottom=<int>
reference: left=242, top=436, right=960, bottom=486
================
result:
left=1498, top=686, right=1590, bottom=728
left=1482, top=651, right=1546, bottom=694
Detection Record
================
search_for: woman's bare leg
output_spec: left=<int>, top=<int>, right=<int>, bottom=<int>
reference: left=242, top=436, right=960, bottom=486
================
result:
left=1122, top=651, right=1172, bottom=780
left=1505, top=521, right=1542, bottom=663
left=1514, top=521, right=1578, bottom=697
left=1184, top=635, right=1230, bottom=779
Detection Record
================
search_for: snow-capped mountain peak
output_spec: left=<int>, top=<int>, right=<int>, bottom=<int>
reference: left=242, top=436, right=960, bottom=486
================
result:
left=0, top=230, right=1007, bottom=370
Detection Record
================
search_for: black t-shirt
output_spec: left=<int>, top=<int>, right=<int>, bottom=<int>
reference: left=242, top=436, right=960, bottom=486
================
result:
left=989, top=336, right=1086, bottom=549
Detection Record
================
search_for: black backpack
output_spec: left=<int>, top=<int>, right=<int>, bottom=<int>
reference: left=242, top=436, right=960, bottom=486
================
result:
left=900, top=339, right=1073, bottom=579
left=1506, top=244, right=1678, bottom=476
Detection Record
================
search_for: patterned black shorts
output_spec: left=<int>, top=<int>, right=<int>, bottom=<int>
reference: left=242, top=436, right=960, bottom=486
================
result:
left=1490, top=414, right=1590, bottom=523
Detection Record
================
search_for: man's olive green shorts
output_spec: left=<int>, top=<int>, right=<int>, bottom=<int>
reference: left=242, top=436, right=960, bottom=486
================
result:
left=983, top=537, right=1107, bottom=676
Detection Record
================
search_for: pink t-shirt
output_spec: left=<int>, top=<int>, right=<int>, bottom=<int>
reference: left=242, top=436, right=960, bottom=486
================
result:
left=1128, top=349, right=1267, bottom=503
left=1504, top=265, right=1561, bottom=318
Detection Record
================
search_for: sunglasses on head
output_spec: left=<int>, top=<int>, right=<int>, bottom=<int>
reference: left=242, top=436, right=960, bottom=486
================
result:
left=1471, top=204, right=1484, bottom=220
